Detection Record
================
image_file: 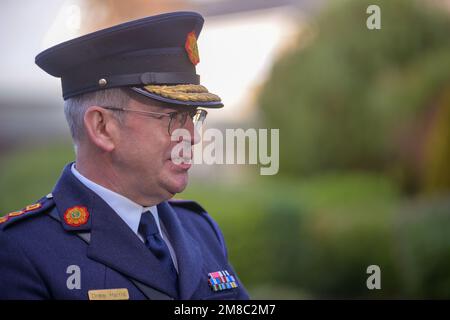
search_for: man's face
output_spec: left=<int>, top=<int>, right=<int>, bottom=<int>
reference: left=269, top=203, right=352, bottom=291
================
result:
left=111, top=95, right=199, bottom=203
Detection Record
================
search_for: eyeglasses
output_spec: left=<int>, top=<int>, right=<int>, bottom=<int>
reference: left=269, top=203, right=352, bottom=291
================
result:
left=101, top=106, right=208, bottom=135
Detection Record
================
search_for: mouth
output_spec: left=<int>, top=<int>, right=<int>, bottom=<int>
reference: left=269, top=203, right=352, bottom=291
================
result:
left=167, top=156, right=192, bottom=171
left=169, top=161, right=192, bottom=171
left=168, top=142, right=193, bottom=169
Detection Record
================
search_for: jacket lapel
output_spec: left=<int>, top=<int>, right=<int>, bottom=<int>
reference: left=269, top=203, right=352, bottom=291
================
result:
left=157, top=201, right=204, bottom=299
left=52, top=163, right=178, bottom=298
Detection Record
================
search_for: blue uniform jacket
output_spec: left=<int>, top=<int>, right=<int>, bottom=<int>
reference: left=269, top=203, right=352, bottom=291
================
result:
left=0, top=163, right=249, bottom=300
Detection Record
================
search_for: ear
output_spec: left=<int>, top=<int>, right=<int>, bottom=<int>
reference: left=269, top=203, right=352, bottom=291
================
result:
left=83, top=106, right=119, bottom=152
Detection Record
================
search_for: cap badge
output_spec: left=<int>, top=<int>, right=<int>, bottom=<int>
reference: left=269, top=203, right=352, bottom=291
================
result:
left=185, top=31, right=200, bottom=65
left=64, top=206, right=90, bottom=227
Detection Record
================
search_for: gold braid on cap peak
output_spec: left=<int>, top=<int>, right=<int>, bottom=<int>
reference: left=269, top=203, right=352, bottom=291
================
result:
left=143, top=84, right=221, bottom=102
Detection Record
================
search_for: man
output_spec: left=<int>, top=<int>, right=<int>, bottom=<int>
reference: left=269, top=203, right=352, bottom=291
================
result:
left=0, top=11, right=249, bottom=300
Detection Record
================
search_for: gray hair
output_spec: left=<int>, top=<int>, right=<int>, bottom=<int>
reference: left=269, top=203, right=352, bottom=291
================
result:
left=64, top=88, right=131, bottom=147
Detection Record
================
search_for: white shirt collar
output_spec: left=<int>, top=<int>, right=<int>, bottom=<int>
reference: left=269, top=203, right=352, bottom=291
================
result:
left=70, top=163, right=162, bottom=239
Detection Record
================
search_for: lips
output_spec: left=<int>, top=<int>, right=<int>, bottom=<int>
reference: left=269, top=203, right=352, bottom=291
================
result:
left=168, top=140, right=193, bottom=170
left=168, top=151, right=192, bottom=167
left=167, top=158, right=192, bottom=170
left=169, top=144, right=193, bottom=161
left=170, top=156, right=192, bottom=163
left=175, top=161, right=192, bottom=170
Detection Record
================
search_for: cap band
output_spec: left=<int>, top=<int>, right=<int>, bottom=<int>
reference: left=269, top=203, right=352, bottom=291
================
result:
left=62, top=72, right=200, bottom=99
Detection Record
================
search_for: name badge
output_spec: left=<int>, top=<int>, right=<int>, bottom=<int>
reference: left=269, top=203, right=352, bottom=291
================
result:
left=88, top=288, right=129, bottom=300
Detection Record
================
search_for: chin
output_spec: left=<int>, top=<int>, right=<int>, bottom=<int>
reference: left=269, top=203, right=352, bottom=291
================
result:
left=164, top=172, right=189, bottom=195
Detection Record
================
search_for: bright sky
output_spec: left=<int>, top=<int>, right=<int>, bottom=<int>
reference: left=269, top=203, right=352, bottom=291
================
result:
left=197, top=8, right=300, bottom=121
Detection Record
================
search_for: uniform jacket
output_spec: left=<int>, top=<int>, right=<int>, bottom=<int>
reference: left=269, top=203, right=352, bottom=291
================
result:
left=0, top=163, right=249, bottom=300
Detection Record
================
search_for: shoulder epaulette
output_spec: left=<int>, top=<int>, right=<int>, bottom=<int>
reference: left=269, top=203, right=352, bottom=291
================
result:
left=0, top=194, right=55, bottom=230
left=168, top=198, right=207, bottom=214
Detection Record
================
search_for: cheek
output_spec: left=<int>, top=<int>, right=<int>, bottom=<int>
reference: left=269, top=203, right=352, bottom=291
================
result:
left=118, top=118, right=173, bottom=165
left=134, top=127, right=171, bottom=163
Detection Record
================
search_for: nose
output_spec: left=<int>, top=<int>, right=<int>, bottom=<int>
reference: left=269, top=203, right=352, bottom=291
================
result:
left=183, top=119, right=201, bottom=145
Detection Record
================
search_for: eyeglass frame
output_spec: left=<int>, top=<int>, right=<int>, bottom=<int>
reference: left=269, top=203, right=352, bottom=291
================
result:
left=100, top=106, right=208, bottom=135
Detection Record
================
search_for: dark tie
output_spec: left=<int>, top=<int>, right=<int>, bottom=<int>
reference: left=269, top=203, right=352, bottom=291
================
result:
left=138, top=210, right=179, bottom=297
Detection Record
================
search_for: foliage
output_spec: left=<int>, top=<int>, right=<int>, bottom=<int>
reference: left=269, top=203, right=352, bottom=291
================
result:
left=259, top=0, right=450, bottom=193
left=183, top=175, right=450, bottom=298
left=0, top=142, right=74, bottom=214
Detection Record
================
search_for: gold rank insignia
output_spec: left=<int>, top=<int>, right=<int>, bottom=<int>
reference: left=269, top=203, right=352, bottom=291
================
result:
left=7, top=210, right=25, bottom=218
left=185, top=31, right=200, bottom=65
left=24, top=203, right=42, bottom=212
left=0, top=202, right=44, bottom=224
left=64, top=206, right=90, bottom=227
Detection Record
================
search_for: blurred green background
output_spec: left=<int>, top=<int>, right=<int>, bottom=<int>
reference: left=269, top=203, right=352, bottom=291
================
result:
left=1, top=0, right=450, bottom=298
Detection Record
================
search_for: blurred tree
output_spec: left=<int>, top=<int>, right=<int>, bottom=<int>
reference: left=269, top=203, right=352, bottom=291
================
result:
left=259, top=0, right=450, bottom=194
left=422, top=85, right=450, bottom=194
